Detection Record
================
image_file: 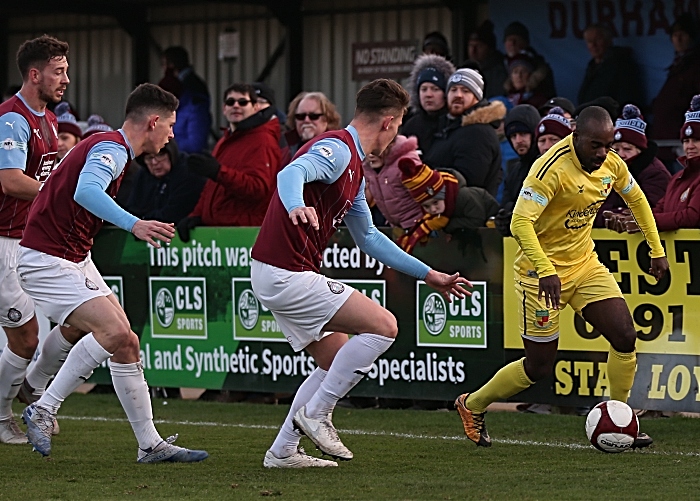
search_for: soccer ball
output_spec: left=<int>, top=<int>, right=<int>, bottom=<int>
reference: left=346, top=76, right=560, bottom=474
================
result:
left=585, top=400, right=639, bottom=453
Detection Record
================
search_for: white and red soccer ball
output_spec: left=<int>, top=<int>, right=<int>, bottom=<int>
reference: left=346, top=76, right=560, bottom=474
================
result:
left=585, top=400, right=639, bottom=453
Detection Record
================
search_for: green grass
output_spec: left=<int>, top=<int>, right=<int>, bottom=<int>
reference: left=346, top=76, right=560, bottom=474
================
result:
left=3, top=394, right=699, bottom=500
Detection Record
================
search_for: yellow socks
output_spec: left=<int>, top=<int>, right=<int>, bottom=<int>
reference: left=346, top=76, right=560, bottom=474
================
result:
left=607, top=347, right=636, bottom=403
left=466, top=358, right=534, bottom=413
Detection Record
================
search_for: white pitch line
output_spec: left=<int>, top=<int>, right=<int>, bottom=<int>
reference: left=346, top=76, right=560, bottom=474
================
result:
left=34, top=414, right=700, bottom=457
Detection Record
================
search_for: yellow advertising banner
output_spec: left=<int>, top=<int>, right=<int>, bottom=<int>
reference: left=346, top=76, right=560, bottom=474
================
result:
left=504, top=229, right=700, bottom=356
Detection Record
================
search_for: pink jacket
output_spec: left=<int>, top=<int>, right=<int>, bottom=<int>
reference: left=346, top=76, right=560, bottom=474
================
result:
left=363, top=135, right=424, bottom=229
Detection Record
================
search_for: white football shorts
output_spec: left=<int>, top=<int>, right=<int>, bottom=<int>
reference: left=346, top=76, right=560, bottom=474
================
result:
left=0, top=236, right=35, bottom=328
left=17, top=246, right=112, bottom=326
left=251, top=259, right=354, bottom=352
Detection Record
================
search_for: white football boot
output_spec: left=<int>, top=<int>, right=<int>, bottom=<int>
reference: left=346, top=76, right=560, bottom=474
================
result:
left=293, top=405, right=353, bottom=460
left=263, top=446, right=338, bottom=468
left=0, top=417, right=27, bottom=444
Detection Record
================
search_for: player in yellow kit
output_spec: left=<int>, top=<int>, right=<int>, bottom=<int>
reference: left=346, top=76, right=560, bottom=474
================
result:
left=454, top=106, right=669, bottom=447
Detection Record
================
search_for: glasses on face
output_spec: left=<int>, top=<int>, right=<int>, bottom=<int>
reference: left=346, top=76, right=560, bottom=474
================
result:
left=143, top=152, right=168, bottom=164
left=225, top=97, right=252, bottom=107
left=295, top=112, right=323, bottom=121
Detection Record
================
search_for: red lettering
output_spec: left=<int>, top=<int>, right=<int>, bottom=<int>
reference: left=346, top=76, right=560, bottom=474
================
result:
left=573, top=0, right=595, bottom=38
left=597, top=0, right=619, bottom=36
left=648, top=0, right=671, bottom=36
left=618, top=0, right=644, bottom=36
left=549, top=1, right=568, bottom=38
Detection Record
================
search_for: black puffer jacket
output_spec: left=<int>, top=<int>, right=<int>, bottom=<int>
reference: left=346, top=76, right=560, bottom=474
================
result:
left=422, top=99, right=506, bottom=197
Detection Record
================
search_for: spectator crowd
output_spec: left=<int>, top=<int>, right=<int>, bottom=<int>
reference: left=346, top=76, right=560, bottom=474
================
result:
left=10, top=14, right=700, bottom=250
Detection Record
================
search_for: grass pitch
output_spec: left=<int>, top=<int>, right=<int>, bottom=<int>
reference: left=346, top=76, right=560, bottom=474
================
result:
left=3, top=394, right=699, bottom=500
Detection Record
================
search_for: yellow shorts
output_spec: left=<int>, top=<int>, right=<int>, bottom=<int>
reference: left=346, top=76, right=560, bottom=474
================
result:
left=516, top=257, right=623, bottom=342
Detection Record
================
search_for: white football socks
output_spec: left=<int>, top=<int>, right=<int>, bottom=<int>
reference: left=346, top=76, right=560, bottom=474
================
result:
left=37, top=334, right=110, bottom=415
left=0, top=347, right=30, bottom=420
left=270, top=367, right=327, bottom=458
left=109, top=360, right=162, bottom=451
left=25, top=326, right=74, bottom=395
left=305, top=333, right=394, bottom=420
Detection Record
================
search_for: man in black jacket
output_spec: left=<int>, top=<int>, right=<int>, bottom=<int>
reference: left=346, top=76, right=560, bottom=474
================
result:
left=495, top=104, right=541, bottom=236
left=126, top=139, right=207, bottom=224
left=422, top=68, right=505, bottom=197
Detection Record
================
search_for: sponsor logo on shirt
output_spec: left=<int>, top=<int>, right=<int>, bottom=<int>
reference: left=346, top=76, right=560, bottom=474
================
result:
left=1, top=138, right=27, bottom=151
left=621, top=175, right=636, bottom=195
left=314, top=145, right=334, bottom=158
left=564, top=200, right=605, bottom=230
left=5, top=121, right=14, bottom=129
left=90, top=152, right=118, bottom=175
left=519, top=186, right=548, bottom=206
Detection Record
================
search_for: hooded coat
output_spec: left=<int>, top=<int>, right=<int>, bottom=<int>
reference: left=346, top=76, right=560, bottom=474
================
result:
left=127, top=139, right=207, bottom=224
left=363, top=135, right=424, bottom=230
left=422, top=99, right=506, bottom=197
left=500, top=104, right=542, bottom=212
left=442, top=169, right=500, bottom=233
left=401, top=54, right=455, bottom=156
left=189, top=107, right=281, bottom=226
left=593, top=141, right=671, bottom=227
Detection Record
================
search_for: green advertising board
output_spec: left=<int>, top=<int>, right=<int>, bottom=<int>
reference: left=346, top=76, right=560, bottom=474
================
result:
left=416, top=281, right=487, bottom=348
left=91, top=226, right=506, bottom=399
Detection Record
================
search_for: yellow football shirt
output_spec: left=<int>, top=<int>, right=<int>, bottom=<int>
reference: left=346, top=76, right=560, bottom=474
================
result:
left=511, top=134, right=665, bottom=281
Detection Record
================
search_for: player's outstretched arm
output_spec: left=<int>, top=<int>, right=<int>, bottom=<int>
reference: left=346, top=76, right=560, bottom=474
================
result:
left=132, top=220, right=175, bottom=248
left=424, top=270, right=472, bottom=303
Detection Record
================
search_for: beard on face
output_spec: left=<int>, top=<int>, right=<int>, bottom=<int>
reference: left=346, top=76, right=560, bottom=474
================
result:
left=299, top=124, right=317, bottom=141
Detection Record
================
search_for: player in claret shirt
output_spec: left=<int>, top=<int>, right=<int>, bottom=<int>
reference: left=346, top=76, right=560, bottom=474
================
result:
left=251, top=79, right=471, bottom=468
left=454, top=106, right=668, bottom=449
left=0, top=35, right=76, bottom=445
left=17, top=83, right=208, bottom=463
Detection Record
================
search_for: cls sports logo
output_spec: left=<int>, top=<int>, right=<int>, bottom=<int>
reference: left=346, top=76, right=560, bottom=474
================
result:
left=422, top=293, right=447, bottom=335
left=237, top=289, right=259, bottom=330
left=534, top=309, right=551, bottom=329
left=155, top=288, right=175, bottom=328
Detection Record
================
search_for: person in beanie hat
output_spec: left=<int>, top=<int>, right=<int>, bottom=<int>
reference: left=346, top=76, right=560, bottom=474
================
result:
left=536, top=106, right=572, bottom=154
left=495, top=104, right=541, bottom=236
left=55, top=101, right=82, bottom=161
left=596, top=104, right=670, bottom=228
left=467, top=20, right=508, bottom=99
left=650, top=13, right=700, bottom=165
left=397, top=157, right=498, bottom=253
left=539, top=97, right=575, bottom=118
left=423, top=68, right=505, bottom=197
left=422, top=31, right=450, bottom=60
left=402, top=53, right=455, bottom=156
left=607, top=97, right=699, bottom=233
left=504, top=51, right=552, bottom=109
left=82, top=114, right=113, bottom=139
left=502, top=21, right=557, bottom=98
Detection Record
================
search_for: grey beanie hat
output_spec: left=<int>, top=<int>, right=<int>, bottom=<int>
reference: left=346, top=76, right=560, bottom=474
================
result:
left=446, top=68, right=484, bottom=101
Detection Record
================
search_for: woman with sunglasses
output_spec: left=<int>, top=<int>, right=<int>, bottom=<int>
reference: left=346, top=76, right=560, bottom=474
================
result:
left=282, top=92, right=341, bottom=164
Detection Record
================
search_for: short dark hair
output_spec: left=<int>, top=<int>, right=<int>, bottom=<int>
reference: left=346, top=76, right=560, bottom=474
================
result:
left=125, top=83, right=179, bottom=121
left=355, top=79, right=409, bottom=119
left=576, top=106, right=612, bottom=134
left=162, top=46, right=190, bottom=71
left=222, top=83, right=257, bottom=103
left=16, top=35, right=69, bottom=80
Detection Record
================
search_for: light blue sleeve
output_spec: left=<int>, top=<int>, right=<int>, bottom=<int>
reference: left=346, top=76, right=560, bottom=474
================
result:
left=277, top=138, right=352, bottom=212
left=345, top=180, right=430, bottom=280
left=73, top=142, right=139, bottom=232
left=0, top=112, right=31, bottom=171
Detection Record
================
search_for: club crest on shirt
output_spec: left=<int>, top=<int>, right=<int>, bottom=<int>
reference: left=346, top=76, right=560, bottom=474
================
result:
left=327, top=281, right=345, bottom=294
left=600, top=176, right=612, bottom=197
left=85, top=278, right=99, bottom=291
left=534, top=309, right=551, bottom=329
left=681, top=188, right=690, bottom=202
left=7, top=308, right=22, bottom=323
